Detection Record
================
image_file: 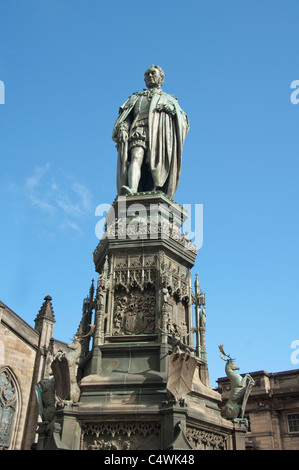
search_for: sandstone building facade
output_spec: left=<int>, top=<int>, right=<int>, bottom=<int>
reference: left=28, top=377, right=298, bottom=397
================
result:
left=0, top=298, right=67, bottom=450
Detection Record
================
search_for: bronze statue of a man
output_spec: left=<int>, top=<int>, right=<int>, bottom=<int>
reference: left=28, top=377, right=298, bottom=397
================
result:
left=112, top=65, right=189, bottom=198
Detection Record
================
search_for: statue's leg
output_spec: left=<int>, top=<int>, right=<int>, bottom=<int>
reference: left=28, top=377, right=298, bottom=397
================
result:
left=234, top=386, right=246, bottom=405
left=128, top=146, right=144, bottom=193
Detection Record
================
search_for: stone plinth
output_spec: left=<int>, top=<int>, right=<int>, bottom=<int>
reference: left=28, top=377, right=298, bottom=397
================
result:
left=36, top=193, right=247, bottom=450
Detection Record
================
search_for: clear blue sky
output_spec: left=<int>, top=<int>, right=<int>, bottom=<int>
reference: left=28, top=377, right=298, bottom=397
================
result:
left=1, top=1, right=298, bottom=386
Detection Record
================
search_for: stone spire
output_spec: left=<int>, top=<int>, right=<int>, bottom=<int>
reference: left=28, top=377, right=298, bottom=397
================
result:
left=34, top=295, right=55, bottom=330
left=34, top=295, right=56, bottom=381
left=76, top=280, right=95, bottom=360
left=34, top=295, right=55, bottom=340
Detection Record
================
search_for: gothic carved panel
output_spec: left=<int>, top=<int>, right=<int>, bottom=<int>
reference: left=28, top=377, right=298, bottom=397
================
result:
left=160, top=253, right=189, bottom=300
left=186, top=425, right=228, bottom=450
left=113, top=286, right=156, bottom=335
left=81, top=421, right=161, bottom=450
left=165, top=300, right=188, bottom=339
left=114, top=254, right=156, bottom=291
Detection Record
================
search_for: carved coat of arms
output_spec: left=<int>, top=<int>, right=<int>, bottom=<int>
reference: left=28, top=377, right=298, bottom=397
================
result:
left=113, top=288, right=155, bottom=335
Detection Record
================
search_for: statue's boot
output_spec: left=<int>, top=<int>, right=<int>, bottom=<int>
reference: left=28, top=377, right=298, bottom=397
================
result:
left=120, top=186, right=137, bottom=196
left=120, top=185, right=134, bottom=195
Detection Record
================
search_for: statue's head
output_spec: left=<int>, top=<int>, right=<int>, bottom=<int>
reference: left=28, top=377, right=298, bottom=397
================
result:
left=227, top=358, right=240, bottom=371
left=144, top=65, right=165, bottom=88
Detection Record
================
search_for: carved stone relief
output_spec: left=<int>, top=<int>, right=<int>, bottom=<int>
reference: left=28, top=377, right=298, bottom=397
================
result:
left=81, top=421, right=161, bottom=450
left=114, top=254, right=156, bottom=291
left=165, top=301, right=188, bottom=341
left=160, top=253, right=189, bottom=301
left=111, top=251, right=192, bottom=340
left=186, top=425, right=228, bottom=450
left=113, top=286, right=156, bottom=335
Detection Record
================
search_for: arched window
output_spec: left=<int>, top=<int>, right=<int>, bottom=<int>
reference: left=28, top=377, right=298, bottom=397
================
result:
left=0, top=367, right=20, bottom=449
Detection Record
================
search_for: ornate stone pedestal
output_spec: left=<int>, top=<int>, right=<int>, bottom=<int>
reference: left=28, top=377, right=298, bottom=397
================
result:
left=36, top=192, right=247, bottom=450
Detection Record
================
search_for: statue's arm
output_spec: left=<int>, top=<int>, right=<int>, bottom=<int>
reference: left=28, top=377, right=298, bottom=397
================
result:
left=117, top=119, right=130, bottom=143
left=154, top=94, right=177, bottom=115
left=112, top=94, right=137, bottom=142
left=155, top=95, right=190, bottom=132
left=155, top=101, right=176, bottom=115
left=113, top=114, right=131, bottom=143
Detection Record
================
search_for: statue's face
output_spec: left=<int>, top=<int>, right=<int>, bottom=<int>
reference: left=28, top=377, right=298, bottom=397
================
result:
left=144, top=67, right=161, bottom=89
left=229, top=360, right=240, bottom=371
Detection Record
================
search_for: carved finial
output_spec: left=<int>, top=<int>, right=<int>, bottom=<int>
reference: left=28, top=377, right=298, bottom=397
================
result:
left=194, top=273, right=199, bottom=290
left=35, top=295, right=55, bottom=323
left=104, top=255, right=109, bottom=276
left=194, top=274, right=200, bottom=301
left=89, top=279, right=95, bottom=300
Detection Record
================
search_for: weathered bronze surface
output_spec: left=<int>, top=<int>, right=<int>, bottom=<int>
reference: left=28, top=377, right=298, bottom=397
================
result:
left=113, top=65, right=189, bottom=198
left=219, top=345, right=255, bottom=420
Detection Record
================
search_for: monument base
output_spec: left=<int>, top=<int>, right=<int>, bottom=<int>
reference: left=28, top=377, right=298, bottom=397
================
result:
left=36, top=192, right=247, bottom=450
left=36, top=356, right=247, bottom=450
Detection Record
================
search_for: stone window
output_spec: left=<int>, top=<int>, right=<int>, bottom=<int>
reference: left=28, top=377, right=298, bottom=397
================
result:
left=244, top=414, right=251, bottom=432
left=0, top=368, right=19, bottom=449
left=287, top=413, right=299, bottom=433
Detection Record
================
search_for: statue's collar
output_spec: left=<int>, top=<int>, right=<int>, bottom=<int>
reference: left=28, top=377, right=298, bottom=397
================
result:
left=141, top=87, right=162, bottom=95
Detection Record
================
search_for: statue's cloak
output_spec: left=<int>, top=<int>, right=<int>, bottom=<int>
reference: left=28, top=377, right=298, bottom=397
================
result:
left=112, top=90, right=189, bottom=199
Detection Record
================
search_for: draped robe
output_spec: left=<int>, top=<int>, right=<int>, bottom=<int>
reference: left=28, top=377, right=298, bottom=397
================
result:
left=112, top=88, right=189, bottom=199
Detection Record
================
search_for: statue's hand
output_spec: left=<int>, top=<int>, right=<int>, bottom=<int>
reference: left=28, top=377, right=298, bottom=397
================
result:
left=118, top=129, right=128, bottom=143
left=155, top=103, right=176, bottom=115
